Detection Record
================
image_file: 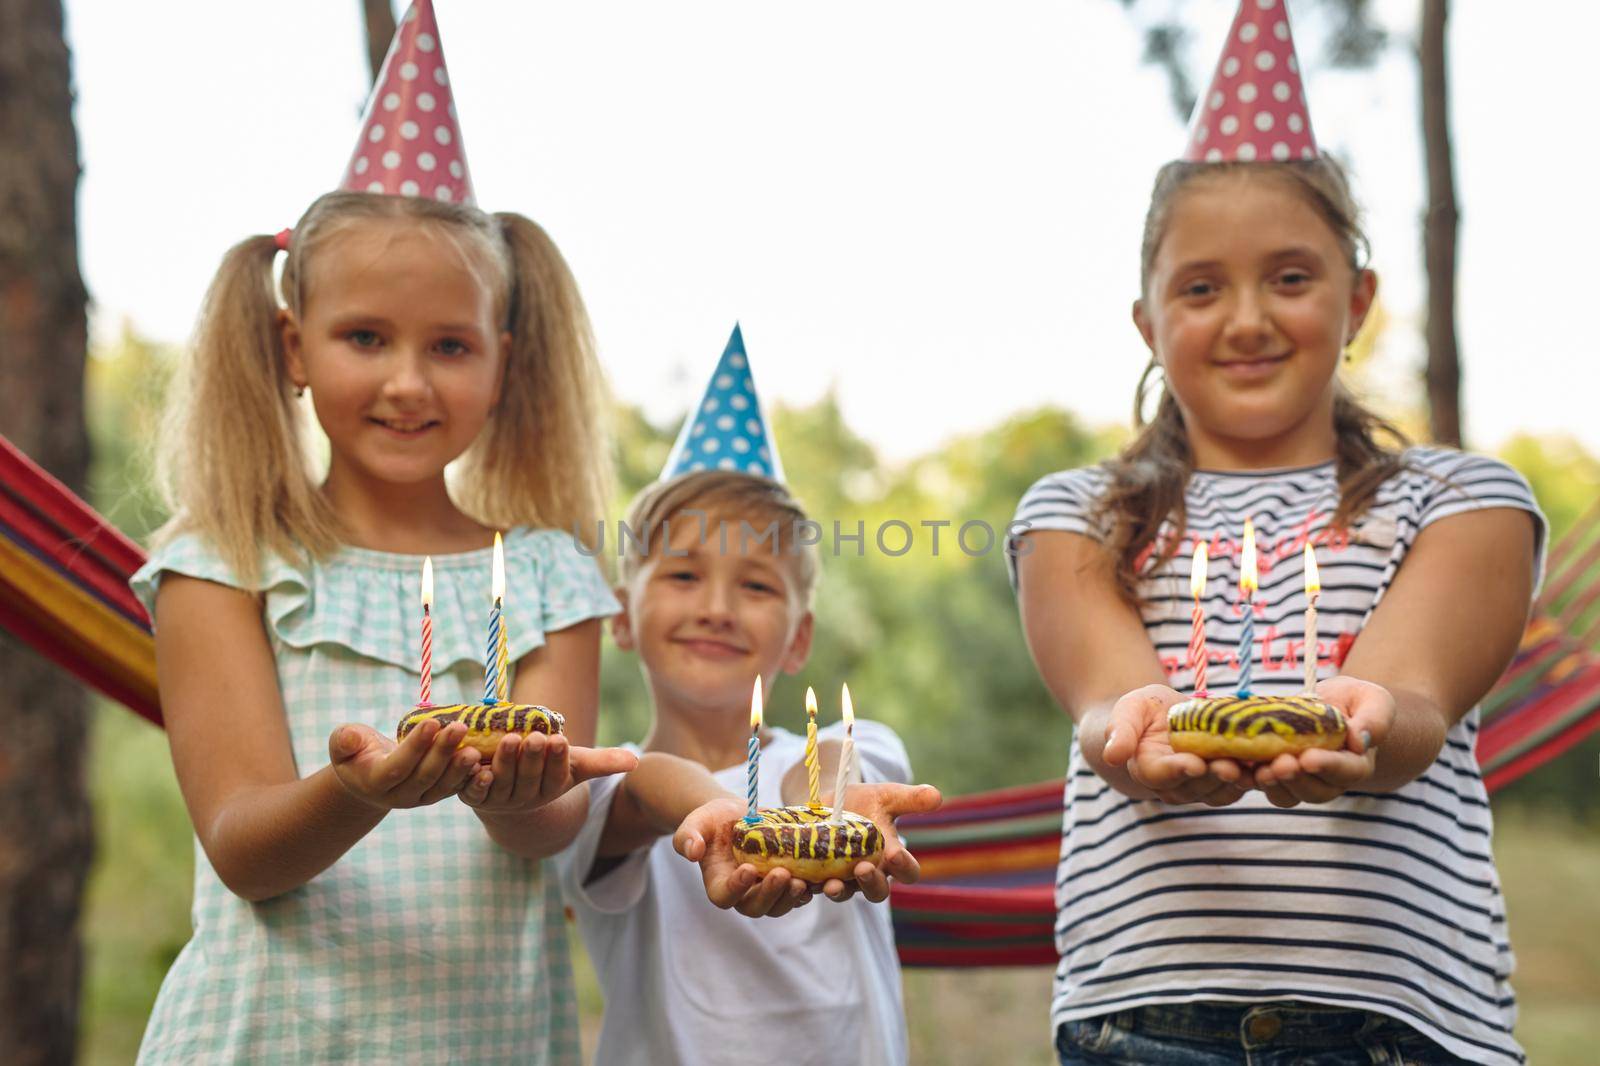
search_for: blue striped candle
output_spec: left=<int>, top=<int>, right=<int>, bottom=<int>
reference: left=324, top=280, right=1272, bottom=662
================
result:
left=484, top=598, right=501, bottom=704
left=745, top=678, right=762, bottom=823
left=484, top=532, right=506, bottom=704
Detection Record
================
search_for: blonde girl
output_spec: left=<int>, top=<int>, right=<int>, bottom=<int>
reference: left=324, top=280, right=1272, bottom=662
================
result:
left=131, top=191, right=635, bottom=1064
left=1012, top=155, right=1542, bottom=1065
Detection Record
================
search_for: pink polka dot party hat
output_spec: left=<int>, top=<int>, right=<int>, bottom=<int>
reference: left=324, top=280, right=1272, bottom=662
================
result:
left=339, top=0, right=474, bottom=204
left=1183, top=0, right=1317, bottom=163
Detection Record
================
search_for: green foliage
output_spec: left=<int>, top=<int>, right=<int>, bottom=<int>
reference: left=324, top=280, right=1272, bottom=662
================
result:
left=1498, top=433, right=1600, bottom=545
left=85, top=322, right=174, bottom=543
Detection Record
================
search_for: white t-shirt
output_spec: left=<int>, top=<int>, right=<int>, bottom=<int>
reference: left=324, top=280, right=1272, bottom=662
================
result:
left=1010, top=446, right=1545, bottom=1066
left=559, top=720, right=911, bottom=1066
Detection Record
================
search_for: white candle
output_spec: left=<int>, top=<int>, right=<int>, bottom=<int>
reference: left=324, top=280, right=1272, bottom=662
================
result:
left=1303, top=543, right=1321, bottom=693
left=828, top=683, right=856, bottom=824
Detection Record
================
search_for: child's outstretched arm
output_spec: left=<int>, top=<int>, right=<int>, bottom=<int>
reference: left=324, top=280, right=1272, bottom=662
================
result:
left=595, top=753, right=811, bottom=919
left=1017, top=530, right=1249, bottom=806
left=1251, top=507, right=1536, bottom=803
left=461, top=619, right=638, bottom=858
left=156, top=576, right=484, bottom=902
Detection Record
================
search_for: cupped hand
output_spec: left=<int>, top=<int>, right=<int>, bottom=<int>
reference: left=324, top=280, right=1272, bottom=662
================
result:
left=1101, top=684, right=1249, bottom=807
left=815, top=781, right=944, bottom=903
left=672, top=797, right=813, bottom=918
left=1251, top=676, right=1395, bottom=807
left=459, top=734, right=639, bottom=814
left=329, top=719, right=482, bottom=810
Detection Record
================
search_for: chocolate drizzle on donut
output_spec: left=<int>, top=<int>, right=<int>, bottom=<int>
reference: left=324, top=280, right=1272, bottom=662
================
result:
left=396, top=702, right=565, bottom=741
left=732, top=804, right=883, bottom=863
left=1168, top=695, right=1344, bottom=739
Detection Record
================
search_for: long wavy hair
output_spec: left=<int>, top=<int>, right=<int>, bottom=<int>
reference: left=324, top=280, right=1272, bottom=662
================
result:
left=155, top=191, right=612, bottom=582
left=1101, top=158, right=1408, bottom=602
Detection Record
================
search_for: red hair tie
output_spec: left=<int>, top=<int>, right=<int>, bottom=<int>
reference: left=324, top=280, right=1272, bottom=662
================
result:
left=274, top=228, right=293, bottom=252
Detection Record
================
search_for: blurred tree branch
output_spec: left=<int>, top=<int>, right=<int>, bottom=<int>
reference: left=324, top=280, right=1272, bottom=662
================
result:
left=362, top=0, right=397, bottom=86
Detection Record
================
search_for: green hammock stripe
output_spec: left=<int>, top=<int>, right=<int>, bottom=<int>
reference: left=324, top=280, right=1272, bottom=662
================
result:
left=1481, top=651, right=1565, bottom=719
left=901, top=812, right=1061, bottom=849
left=1481, top=691, right=1600, bottom=771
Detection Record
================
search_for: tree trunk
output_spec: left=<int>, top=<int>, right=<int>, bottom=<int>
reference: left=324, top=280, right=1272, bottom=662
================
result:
left=1420, top=0, right=1463, bottom=446
left=362, top=0, right=397, bottom=86
left=0, top=1, right=94, bottom=1063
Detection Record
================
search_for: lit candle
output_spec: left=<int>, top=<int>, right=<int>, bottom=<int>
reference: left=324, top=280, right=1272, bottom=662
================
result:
left=804, top=685, right=822, bottom=810
left=419, top=556, right=434, bottom=706
left=1303, top=542, right=1321, bottom=693
left=496, top=586, right=510, bottom=703
left=829, top=682, right=857, bottom=824
left=483, top=532, right=504, bottom=704
left=1236, top=518, right=1257, bottom=695
left=1189, top=541, right=1210, bottom=696
left=745, top=678, right=762, bottom=824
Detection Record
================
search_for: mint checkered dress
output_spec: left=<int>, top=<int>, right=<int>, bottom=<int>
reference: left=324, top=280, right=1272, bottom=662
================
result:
left=130, top=527, right=619, bottom=1065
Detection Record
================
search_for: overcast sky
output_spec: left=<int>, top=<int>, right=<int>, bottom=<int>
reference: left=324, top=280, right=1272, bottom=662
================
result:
left=64, top=0, right=1600, bottom=462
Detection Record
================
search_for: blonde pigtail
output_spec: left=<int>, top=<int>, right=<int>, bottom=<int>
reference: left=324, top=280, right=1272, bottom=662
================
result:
left=455, top=213, right=612, bottom=548
left=154, top=234, right=339, bottom=582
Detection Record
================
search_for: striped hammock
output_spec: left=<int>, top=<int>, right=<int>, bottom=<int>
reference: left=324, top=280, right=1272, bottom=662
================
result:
left=4, top=431, right=1599, bottom=966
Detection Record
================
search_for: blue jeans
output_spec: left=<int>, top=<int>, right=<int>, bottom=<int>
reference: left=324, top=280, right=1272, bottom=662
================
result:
left=1054, top=1001, right=1473, bottom=1065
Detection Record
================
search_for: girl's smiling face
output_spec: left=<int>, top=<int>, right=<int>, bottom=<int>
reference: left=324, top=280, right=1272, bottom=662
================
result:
left=1134, top=171, right=1376, bottom=469
left=282, top=219, right=508, bottom=493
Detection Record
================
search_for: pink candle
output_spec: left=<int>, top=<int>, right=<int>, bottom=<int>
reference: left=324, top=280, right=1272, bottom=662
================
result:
left=1189, top=541, right=1209, bottom=695
left=419, top=556, right=434, bottom=706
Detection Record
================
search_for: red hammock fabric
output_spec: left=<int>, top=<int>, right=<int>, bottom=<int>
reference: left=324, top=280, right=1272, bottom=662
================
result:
left=4, top=430, right=1599, bottom=967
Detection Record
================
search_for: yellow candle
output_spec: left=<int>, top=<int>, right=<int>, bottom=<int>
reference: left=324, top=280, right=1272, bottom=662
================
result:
left=804, top=685, right=821, bottom=810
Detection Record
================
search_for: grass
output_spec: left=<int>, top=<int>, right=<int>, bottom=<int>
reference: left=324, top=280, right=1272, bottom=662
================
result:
left=77, top=700, right=1600, bottom=1064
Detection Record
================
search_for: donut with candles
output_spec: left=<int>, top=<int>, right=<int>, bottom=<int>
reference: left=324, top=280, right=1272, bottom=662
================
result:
left=1167, top=695, right=1346, bottom=762
left=397, top=702, right=564, bottom=757
left=731, top=804, right=885, bottom=883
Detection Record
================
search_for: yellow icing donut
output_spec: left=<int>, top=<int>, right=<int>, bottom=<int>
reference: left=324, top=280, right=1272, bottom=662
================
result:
left=396, top=701, right=564, bottom=757
left=1168, top=695, right=1347, bottom=762
left=731, top=804, right=885, bottom=883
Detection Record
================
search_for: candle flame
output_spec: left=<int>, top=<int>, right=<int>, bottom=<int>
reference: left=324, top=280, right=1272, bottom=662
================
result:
left=1240, top=518, right=1258, bottom=595
left=841, top=682, right=854, bottom=730
left=750, top=677, right=763, bottom=730
left=805, top=685, right=818, bottom=721
left=421, top=556, right=433, bottom=609
left=491, top=531, right=505, bottom=602
left=1304, top=542, right=1321, bottom=597
left=1189, top=541, right=1209, bottom=600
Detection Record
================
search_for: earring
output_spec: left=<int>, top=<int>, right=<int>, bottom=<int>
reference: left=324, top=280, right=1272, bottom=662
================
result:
left=295, top=384, right=306, bottom=398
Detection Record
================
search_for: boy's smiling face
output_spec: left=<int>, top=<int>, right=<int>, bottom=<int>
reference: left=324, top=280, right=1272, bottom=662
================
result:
left=614, top=506, right=813, bottom=718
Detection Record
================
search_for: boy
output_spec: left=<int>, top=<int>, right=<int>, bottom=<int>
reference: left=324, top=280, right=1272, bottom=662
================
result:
left=559, top=471, right=939, bottom=1066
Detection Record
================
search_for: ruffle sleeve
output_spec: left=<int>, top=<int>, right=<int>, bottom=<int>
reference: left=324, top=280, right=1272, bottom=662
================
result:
left=128, top=526, right=620, bottom=673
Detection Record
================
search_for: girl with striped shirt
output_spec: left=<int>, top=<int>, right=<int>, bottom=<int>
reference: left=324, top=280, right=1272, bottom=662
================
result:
left=1010, top=153, right=1542, bottom=1066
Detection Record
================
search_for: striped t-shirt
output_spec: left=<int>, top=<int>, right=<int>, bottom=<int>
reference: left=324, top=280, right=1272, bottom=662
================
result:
left=1008, top=446, right=1544, bottom=1065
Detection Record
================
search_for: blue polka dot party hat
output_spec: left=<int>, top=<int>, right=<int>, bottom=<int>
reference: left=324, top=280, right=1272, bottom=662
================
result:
left=661, top=324, right=784, bottom=482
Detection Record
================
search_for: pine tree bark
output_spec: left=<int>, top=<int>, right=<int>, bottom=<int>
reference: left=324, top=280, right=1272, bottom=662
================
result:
left=363, top=0, right=397, bottom=85
left=0, top=1, right=94, bottom=1063
left=1420, top=0, right=1463, bottom=446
